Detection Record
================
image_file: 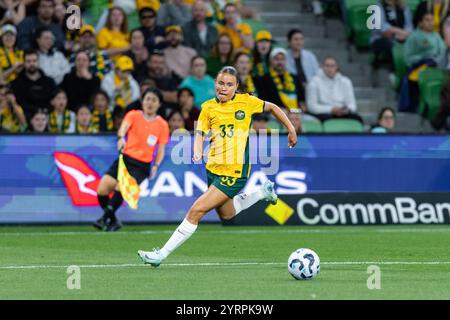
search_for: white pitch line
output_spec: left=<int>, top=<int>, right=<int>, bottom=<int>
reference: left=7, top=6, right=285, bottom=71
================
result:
left=1, top=227, right=450, bottom=237
left=1, top=261, right=450, bottom=270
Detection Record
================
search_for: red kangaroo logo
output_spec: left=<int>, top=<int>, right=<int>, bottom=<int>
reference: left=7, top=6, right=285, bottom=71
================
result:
left=53, top=152, right=101, bottom=206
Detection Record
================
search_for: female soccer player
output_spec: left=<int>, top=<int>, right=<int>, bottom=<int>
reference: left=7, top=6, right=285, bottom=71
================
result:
left=94, top=89, right=169, bottom=232
left=138, top=66, right=297, bottom=266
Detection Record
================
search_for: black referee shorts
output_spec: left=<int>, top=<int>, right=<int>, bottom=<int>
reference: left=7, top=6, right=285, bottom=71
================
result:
left=105, top=154, right=151, bottom=184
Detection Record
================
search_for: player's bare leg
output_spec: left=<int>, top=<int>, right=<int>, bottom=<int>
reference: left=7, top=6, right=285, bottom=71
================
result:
left=138, top=181, right=278, bottom=266
left=94, top=175, right=123, bottom=231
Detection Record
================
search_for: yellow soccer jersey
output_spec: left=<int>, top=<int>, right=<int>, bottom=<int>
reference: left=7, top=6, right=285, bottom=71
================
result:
left=197, top=93, right=265, bottom=178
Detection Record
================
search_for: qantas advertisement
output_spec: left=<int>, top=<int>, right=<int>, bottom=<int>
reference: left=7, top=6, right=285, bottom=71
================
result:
left=0, top=134, right=449, bottom=223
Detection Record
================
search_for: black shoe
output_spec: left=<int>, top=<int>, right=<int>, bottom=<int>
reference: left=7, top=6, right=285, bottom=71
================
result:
left=105, top=219, right=122, bottom=232
left=93, top=216, right=108, bottom=230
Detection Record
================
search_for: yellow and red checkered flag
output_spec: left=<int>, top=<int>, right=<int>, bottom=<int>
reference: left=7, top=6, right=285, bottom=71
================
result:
left=118, top=154, right=140, bottom=209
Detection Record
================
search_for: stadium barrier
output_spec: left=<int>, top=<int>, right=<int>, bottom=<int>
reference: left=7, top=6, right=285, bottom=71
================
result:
left=223, top=193, right=450, bottom=226
left=0, top=134, right=449, bottom=224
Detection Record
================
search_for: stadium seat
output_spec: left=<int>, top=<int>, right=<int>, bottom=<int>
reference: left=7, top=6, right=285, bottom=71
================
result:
left=418, top=68, right=447, bottom=120
left=348, top=6, right=372, bottom=49
left=302, top=120, right=323, bottom=133
left=83, top=0, right=109, bottom=26
left=392, top=43, right=407, bottom=89
left=406, top=0, right=422, bottom=13
left=322, top=118, right=364, bottom=133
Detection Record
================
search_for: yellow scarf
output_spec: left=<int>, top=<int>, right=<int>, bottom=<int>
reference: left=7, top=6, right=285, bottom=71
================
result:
left=0, top=47, right=24, bottom=83
left=49, top=110, right=71, bottom=133
left=114, top=74, right=132, bottom=109
left=0, top=105, right=24, bottom=132
left=92, top=109, right=114, bottom=132
left=269, top=67, right=298, bottom=109
left=76, top=123, right=96, bottom=134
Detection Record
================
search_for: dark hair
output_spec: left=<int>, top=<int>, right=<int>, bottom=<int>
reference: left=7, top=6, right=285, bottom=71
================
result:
left=150, top=49, right=165, bottom=57
left=190, top=55, right=206, bottom=67
left=211, top=33, right=234, bottom=61
left=24, top=49, right=38, bottom=58
left=129, top=28, right=144, bottom=39
left=36, top=26, right=53, bottom=39
left=141, top=88, right=163, bottom=102
left=92, top=90, right=110, bottom=105
left=233, top=52, right=251, bottom=65
left=76, top=104, right=91, bottom=114
left=223, top=2, right=237, bottom=12
left=377, top=107, right=395, bottom=121
left=32, top=108, right=48, bottom=117
left=51, top=88, right=66, bottom=100
left=287, top=28, right=303, bottom=42
left=167, top=109, right=184, bottom=121
left=74, top=50, right=90, bottom=61
left=177, top=87, right=194, bottom=99
left=217, top=66, right=240, bottom=81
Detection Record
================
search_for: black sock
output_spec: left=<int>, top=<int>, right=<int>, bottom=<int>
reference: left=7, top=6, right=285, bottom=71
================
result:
left=97, top=194, right=109, bottom=211
left=105, top=191, right=123, bottom=222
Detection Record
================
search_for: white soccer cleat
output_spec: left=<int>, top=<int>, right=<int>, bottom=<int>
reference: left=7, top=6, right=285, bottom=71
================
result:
left=138, top=248, right=164, bottom=267
left=262, top=180, right=278, bottom=205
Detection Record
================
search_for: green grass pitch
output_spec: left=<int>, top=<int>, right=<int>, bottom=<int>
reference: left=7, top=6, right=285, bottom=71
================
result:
left=1, top=224, right=450, bottom=300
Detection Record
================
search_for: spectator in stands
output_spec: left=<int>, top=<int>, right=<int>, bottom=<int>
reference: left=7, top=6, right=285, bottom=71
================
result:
left=0, top=83, right=27, bottom=132
left=167, top=109, right=188, bottom=134
left=433, top=77, right=450, bottom=130
left=17, top=0, right=65, bottom=51
left=255, top=47, right=302, bottom=110
left=370, top=107, right=396, bottom=133
left=35, top=27, right=70, bottom=85
left=414, top=0, right=450, bottom=46
left=177, top=87, right=200, bottom=131
left=234, top=52, right=256, bottom=95
left=158, top=0, right=192, bottom=27
left=11, top=49, right=56, bottom=118
left=138, top=5, right=165, bottom=52
left=286, top=29, right=320, bottom=88
left=179, top=56, right=215, bottom=107
left=91, top=90, right=114, bottom=132
left=112, top=105, right=124, bottom=130
left=287, top=109, right=303, bottom=134
left=28, top=108, right=48, bottom=133
left=69, top=25, right=112, bottom=81
left=0, top=0, right=26, bottom=25
left=101, top=55, right=140, bottom=111
left=164, top=25, right=198, bottom=80
left=48, top=88, right=76, bottom=133
left=97, top=7, right=130, bottom=61
left=400, top=11, right=445, bottom=112
left=62, top=50, right=101, bottom=111
left=75, top=105, right=97, bottom=134
left=206, top=33, right=234, bottom=76
left=182, top=0, right=218, bottom=58
left=0, top=24, right=23, bottom=83
left=142, top=50, right=180, bottom=114
left=216, top=3, right=253, bottom=53
left=125, top=78, right=157, bottom=113
left=252, top=113, right=270, bottom=133
left=404, top=11, right=446, bottom=68
left=370, top=0, right=413, bottom=71
left=252, top=30, right=273, bottom=77
left=125, top=28, right=149, bottom=82
left=306, top=56, right=361, bottom=123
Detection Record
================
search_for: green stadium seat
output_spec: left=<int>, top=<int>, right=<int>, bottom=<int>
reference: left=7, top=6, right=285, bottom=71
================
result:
left=302, top=120, right=323, bottom=133
left=322, top=118, right=364, bottom=133
left=392, top=43, right=407, bottom=89
left=83, top=0, right=109, bottom=27
left=418, top=68, right=447, bottom=121
left=406, top=0, right=422, bottom=13
left=347, top=5, right=372, bottom=49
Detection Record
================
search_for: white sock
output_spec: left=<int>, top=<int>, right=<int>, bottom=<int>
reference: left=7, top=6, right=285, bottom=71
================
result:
left=160, top=218, right=198, bottom=259
left=233, top=188, right=265, bottom=216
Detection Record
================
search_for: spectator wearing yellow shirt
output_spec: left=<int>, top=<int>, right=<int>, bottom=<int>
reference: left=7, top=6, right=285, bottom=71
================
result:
left=0, top=83, right=27, bottom=133
left=0, top=24, right=23, bottom=84
left=97, top=7, right=130, bottom=61
left=216, top=3, right=253, bottom=53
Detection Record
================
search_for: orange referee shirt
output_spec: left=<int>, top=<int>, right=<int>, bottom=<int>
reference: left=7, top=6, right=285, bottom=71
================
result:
left=122, top=110, right=170, bottom=163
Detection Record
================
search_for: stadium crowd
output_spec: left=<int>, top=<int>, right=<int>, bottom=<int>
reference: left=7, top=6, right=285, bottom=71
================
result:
left=0, top=0, right=447, bottom=134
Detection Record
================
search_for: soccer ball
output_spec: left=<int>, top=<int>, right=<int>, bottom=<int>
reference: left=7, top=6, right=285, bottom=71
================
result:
left=288, top=248, right=320, bottom=280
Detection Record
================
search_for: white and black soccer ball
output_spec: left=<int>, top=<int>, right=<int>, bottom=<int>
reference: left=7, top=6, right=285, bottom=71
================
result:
left=288, top=248, right=320, bottom=280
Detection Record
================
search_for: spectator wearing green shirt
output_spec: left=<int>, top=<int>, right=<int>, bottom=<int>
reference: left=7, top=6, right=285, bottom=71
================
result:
left=180, top=56, right=215, bottom=108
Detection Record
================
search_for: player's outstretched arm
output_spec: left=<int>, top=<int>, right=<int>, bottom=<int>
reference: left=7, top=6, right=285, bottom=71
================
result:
left=264, top=101, right=298, bottom=148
